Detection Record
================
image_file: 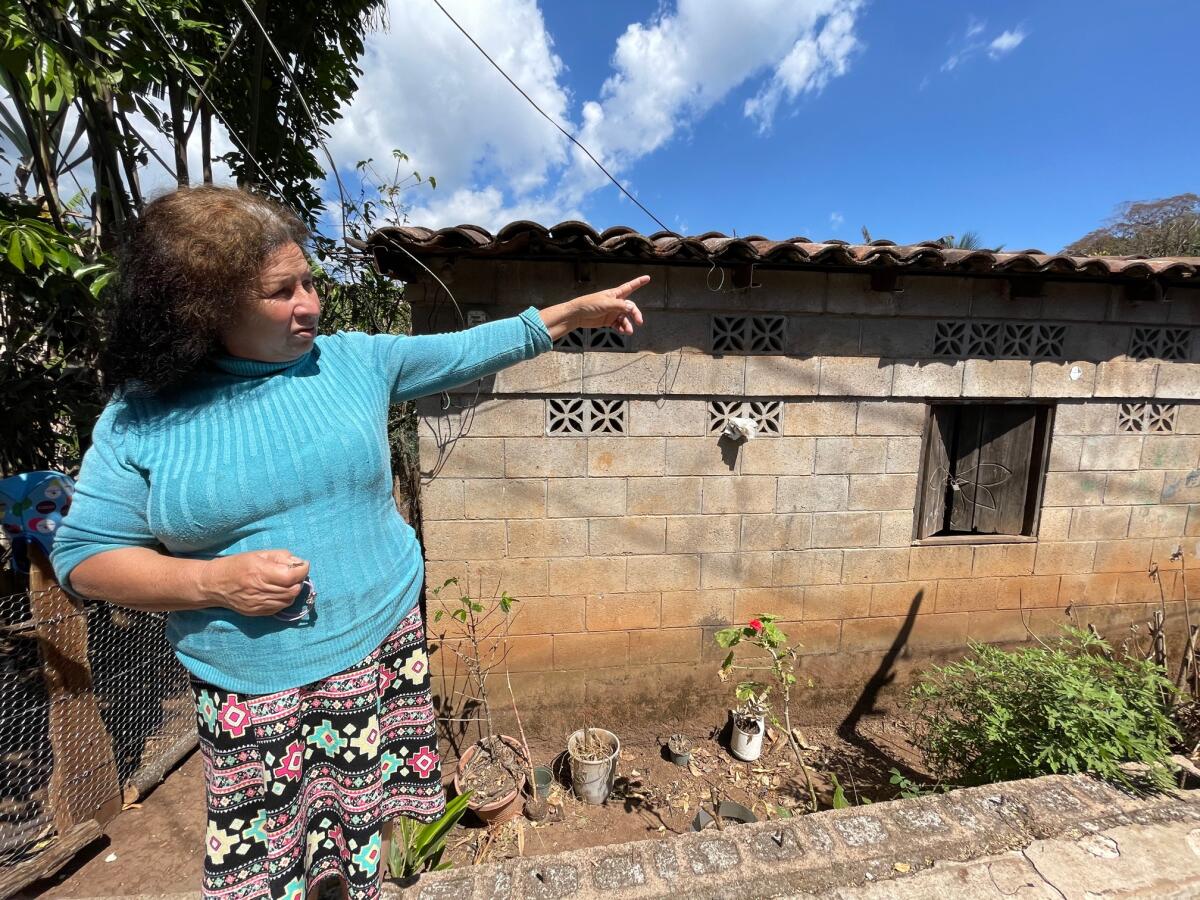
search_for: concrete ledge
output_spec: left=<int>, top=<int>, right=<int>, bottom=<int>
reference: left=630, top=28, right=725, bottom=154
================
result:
left=388, top=775, right=1200, bottom=899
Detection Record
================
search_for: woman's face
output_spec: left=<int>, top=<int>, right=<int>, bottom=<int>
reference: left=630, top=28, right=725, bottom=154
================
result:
left=221, top=241, right=321, bottom=362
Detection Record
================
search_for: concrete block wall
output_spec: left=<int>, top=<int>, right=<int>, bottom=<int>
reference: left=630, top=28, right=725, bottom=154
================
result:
left=412, top=262, right=1200, bottom=726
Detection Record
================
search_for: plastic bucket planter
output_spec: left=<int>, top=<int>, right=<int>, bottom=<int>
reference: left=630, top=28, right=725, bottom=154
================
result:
left=730, top=713, right=765, bottom=762
left=567, top=728, right=620, bottom=805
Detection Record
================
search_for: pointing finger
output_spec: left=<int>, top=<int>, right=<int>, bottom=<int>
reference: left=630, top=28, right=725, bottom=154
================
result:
left=613, top=275, right=650, bottom=299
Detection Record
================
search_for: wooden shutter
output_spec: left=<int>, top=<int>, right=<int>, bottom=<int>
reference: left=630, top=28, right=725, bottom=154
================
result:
left=917, top=407, right=955, bottom=538
left=949, top=405, right=1037, bottom=535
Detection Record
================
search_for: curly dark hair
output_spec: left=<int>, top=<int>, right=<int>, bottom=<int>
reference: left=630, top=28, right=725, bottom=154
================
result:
left=102, top=185, right=309, bottom=394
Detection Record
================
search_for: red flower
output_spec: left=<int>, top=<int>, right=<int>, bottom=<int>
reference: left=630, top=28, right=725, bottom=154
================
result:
left=748, top=619, right=763, bottom=632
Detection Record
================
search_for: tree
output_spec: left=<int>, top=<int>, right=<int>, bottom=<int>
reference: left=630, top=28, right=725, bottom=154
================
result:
left=1063, top=193, right=1200, bottom=258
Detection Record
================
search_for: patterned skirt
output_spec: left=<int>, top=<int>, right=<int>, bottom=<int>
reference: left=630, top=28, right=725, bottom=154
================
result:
left=190, top=607, right=445, bottom=900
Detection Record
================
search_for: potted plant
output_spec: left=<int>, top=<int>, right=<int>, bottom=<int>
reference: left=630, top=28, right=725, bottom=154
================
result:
left=431, top=579, right=530, bottom=824
left=714, top=615, right=817, bottom=808
left=666, top=733, right=692, bottom=767
left=565, top=726, right=620, bottom=804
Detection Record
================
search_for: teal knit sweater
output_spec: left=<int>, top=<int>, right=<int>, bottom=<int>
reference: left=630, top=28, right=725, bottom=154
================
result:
left=51, top=309, right=552, bottom=693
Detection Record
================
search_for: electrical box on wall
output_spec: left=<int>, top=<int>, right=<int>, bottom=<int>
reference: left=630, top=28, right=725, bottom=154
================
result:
left=466, top=309, right=488, bottom=327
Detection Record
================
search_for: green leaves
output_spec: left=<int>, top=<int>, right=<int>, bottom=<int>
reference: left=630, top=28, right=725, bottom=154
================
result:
left=909, top=627, right=1180, bottom=792
left=713, top=626, right=743, bottom=649
left=388, top=790, right=472, bottom=879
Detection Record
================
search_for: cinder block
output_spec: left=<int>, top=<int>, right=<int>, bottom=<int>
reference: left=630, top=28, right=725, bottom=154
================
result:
left=629, top=628, right=703, bottom=663
left=1037, top=507, right=1072, bottom=541
left=494, top=351, right=582, bottom=393
left=740, top=438, right=816, bottom=476
left=1048, top=436, right=1084, bottom=471
left=548, top=557, right=627, bottom=595
left=936, top=577, right=1004, bottom=613
left=972, top=277, right=1038, bottom=318
left=1042, top=471, right=1107, bottom=507
left=462, top=558, right=550, bottom=598
left=842, top=548, right=911, bottom=583
left=506, top=596, right=585, bottom=635
left=423, top=520, right=507, bottom=560
left=1105, top=471, right=1165, bottom=505
left=812, top=512, right=882, bottom=548
left=1069, top=506, right=1132, bottom=541
left=627, top=554, right=701, bottom=592
left=660, top=590, right=734, bottom=627
left=772, top=549, right=844, bottom=586
left=1168, top=297, right=1200, bottom=326
left=438, top=635, right=553, bottom=673
left=629, top=400, right=708, bottom=436
left=505, top=438, right=587, bottom=477
left=734, top=587, right=804, bottom=622
left=664, top=437, right=738, bottom=476
left=1052, top=402, right=1119, bottom=436
left=776, top=475, right=849, bottom=512
left=1188, top=505, right=1200, bottom=537
left=508, top=519, right=588, bottom=558
left=879, top=510, right=915, bottom=547
left=840, top=616, right=905, bottom=651
left=891, top=360, right=965, bottom=398
left=855, top=401, right=926, bottom=436
left=420, top=436, right=506, bottom=478
left=464, top=479, right=546, bottom=519
left=1093, top=540, right=1155, bottom=573
left=1031, top=361, right=1096, bottom=398
left=909, top=544, right=974, bottom=579
left=587, top=592, right=661, bottom=631
left=899, top=275, right=973, bottom=317
left=860, top=320, right=934, bottom=358
left=584, top=350, right=745, bottom=396
left=547, top=478, right=626, bottom=518
left=792, top=318, right=862, bottom=356
left=1141, top=436, right=1200, bottom=470
left=783, top=400, right=859, bottom=436
left=1094, top=361, right=1159, bottom=398
left=1080, top=435, right=1143, bottom=471
left=998, top=575, right=1062, bottom=609
left=848, top=474, right=918, bottom=511
left=1177, top=404, right=1200, bottom=434
left=787, top=620, right=843, bottom=655
left=626, top=477, right=702, bottom=515
left=420, top=478, right=464, bottom=519
left=1034, top=541, right=1097, bottom=575
left=744, top=357, right=819, bottom=395
left=886, top=437, right=923, bottom=474
left=827, top=274, right=899, bottom=317
left=815, top=437, right=889, bottom=474
left=819, top=357, right=893, bottom=397
left=962, top=359, right=1031, bottom=398
left=1128, top=505, right=1189, bottom=537
left=803, top=584, right=872, bottom=620
left=966, top=610, right=1032, bottom=643
left=1041, top=281, right=1111, bottom=321
left=1155, top=363, right=1200, bottom=400
left=972, top=543, right=1037, bottom=577
left=440, top=398, right=546, bottom=436
left=589, top=437, right=666, bottom=477
left=589, top=517, right=667, bottom=555
left=553, top=632, right=629, bottom=670
left=1058, top=573, right=1120, bottom=606
left=870, top=581, right=936, bottom=617
left=1163, top=471, right=1200, bottom=504
left=1062, top=322, right=1129, bottom=359
left=666, top=515, right=741, bottom=553
left=740, top=514, right=813, bottom=551
left=1115, top=572, right=1171, bottom=603
left=699, top=552, right=775, bottom=589
left=701, top=476, right=777, bottom=514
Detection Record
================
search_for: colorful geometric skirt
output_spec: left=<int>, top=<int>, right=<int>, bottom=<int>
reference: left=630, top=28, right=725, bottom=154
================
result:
left=190, top=607, right=445, bottom=900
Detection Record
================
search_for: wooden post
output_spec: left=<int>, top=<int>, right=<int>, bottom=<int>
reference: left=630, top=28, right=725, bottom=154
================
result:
left=27, top=546, right=122, bottom=835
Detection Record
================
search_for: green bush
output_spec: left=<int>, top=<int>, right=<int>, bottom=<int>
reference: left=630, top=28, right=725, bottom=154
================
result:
left=910, top=628, right=1179, bottom=792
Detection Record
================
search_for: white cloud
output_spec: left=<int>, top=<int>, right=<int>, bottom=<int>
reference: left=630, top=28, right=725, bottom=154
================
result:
left=965, top=18, right=986, bottom=39
left=829, top=211, right=844, bottom=229
left=988, top=28, right=1027, bottom=59
left=331, top=0, right=864, bottom=231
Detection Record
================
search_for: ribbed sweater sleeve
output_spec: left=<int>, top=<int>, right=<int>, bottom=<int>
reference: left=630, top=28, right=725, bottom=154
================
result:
left=50, top=402, right=155, bottom=590
left=362, top=306, right=553, bottom=402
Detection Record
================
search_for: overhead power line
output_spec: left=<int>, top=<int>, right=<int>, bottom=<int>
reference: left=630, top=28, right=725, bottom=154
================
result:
left=429, top=0, right=671, bottom=234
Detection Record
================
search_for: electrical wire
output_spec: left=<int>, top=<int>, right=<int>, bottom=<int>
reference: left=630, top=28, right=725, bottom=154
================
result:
left=428, top=0, right=671, bottom=234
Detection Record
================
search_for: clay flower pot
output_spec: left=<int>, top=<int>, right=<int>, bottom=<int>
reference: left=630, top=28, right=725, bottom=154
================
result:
left=453, top=734, right=528, bottom=824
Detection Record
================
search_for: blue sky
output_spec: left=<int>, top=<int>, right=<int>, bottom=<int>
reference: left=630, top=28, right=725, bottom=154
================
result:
left=328, top=0, right=1198, bottom=253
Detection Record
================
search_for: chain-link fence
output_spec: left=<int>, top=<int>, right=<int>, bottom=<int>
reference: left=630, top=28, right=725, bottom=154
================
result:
left=0, top=570, right=194, bottom=894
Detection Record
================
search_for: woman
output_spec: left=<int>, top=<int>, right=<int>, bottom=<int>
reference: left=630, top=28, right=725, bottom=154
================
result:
left=51, top=186, right=647, bottom=900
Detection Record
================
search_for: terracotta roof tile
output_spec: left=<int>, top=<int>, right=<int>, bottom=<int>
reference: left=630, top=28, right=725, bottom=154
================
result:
left=367, top=221, right=1200, bottom=285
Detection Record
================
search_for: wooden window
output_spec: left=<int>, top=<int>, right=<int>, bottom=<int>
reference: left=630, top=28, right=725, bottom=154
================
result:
left=914, top=404, right=1053, bottom=542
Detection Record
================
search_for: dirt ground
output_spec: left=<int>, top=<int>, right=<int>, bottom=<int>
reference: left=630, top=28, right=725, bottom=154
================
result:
left=24, top=720, right=925, bottom=898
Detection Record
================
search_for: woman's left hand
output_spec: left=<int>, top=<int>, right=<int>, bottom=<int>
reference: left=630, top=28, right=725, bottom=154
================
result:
left=541, top=275, right=649, bottom=340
